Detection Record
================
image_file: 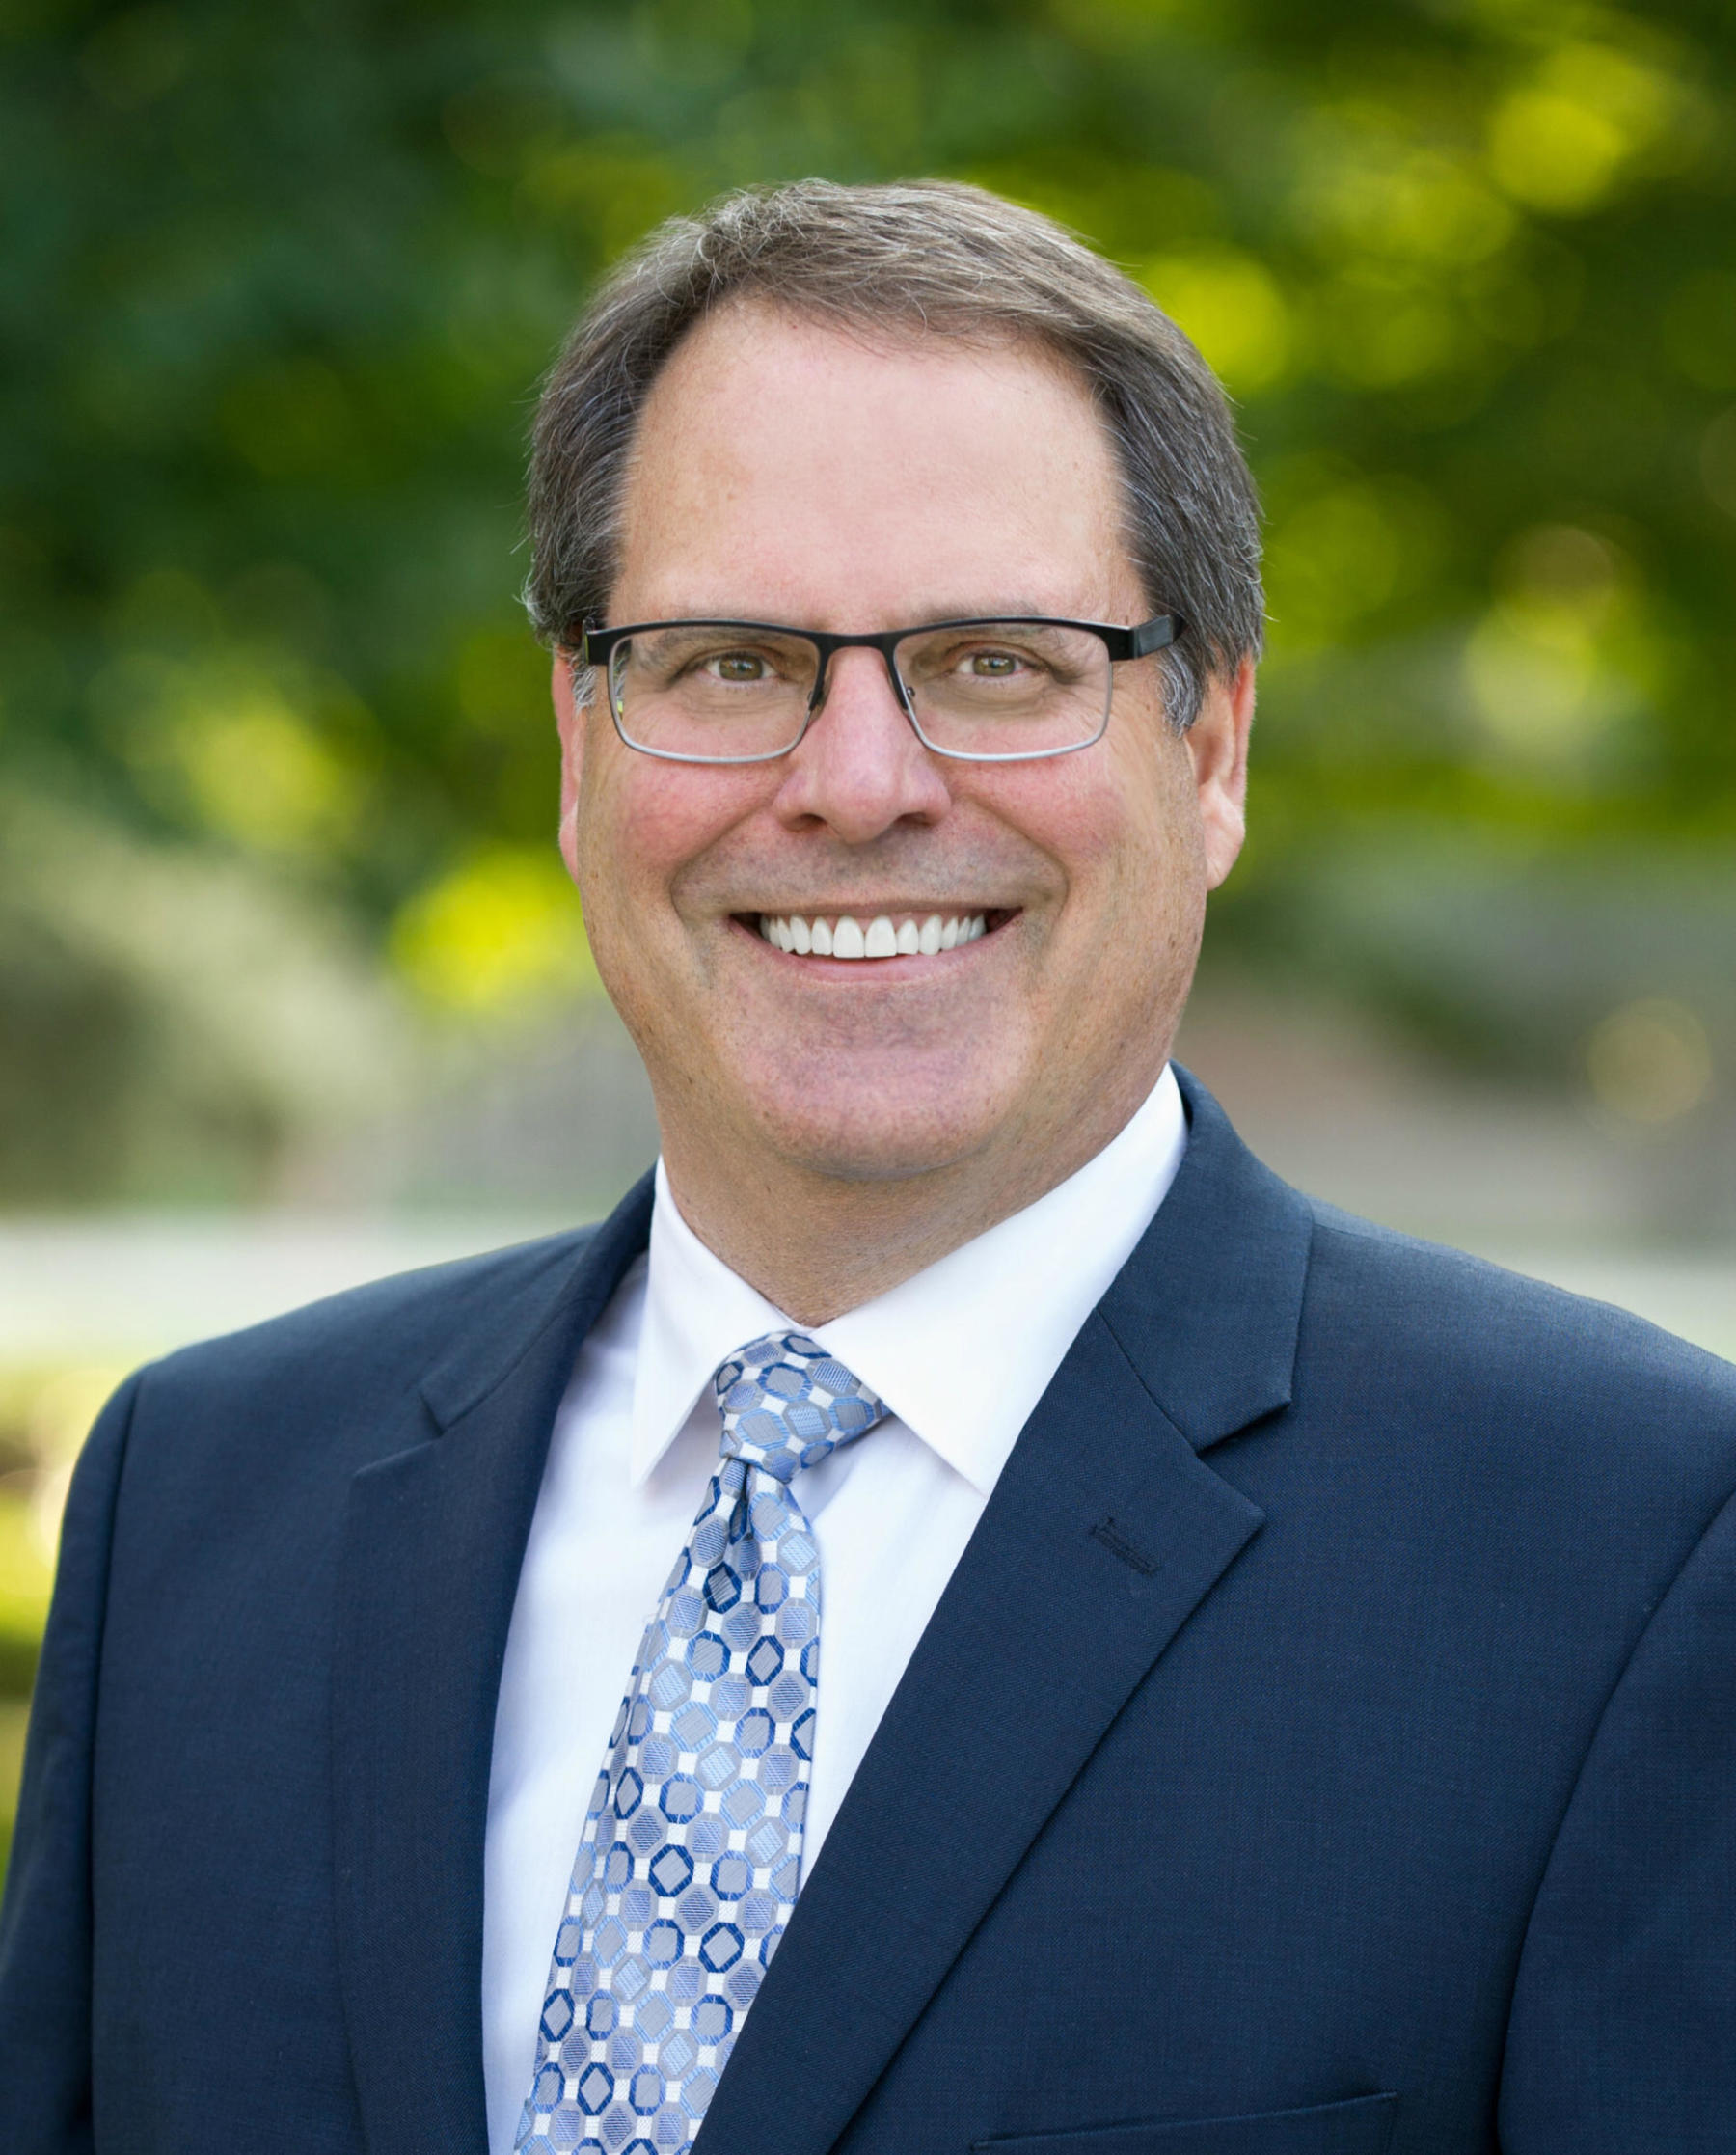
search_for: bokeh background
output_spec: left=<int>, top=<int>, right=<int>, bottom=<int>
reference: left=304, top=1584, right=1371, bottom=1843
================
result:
left=3, top=0, right=1734, bottom=1866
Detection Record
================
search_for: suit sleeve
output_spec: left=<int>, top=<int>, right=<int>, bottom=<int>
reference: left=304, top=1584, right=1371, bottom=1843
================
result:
left=1498, top=1479, right=1736, bottom=2153
left=0, top=1369, right=144, bottom=2153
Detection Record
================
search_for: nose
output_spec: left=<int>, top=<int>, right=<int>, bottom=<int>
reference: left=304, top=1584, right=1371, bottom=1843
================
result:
left=770, top=646, right=952, bottom=843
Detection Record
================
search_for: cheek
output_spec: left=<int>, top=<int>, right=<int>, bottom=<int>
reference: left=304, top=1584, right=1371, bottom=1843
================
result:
left=1099, top=728, right=1205, bottom=901
left=572, top=744, right=679, bottom=966
left=571, top=740, right=756, bottom=958
left=986, top=746, right=1195, bottom=943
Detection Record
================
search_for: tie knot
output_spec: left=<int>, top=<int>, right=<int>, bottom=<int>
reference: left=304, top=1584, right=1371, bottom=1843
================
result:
left=713, top=1330, right=889, bottom=1483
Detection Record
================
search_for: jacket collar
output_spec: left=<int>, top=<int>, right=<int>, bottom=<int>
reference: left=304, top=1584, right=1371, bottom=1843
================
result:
left=1099, top=1062, right=1312, bottom=1452
left=417, top=1170, right=656, bottom=1435
left=409, top=1060, right=1307, bottom=1456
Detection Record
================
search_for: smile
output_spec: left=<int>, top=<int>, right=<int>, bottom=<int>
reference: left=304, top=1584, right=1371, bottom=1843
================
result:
left=752, top=911, right=998, bottom=959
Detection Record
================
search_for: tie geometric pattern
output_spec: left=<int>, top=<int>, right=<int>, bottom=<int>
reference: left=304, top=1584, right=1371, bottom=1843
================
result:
left=515, top=1331, right=889, bottom=2155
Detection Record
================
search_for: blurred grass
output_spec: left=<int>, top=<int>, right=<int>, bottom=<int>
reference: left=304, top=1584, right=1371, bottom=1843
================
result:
left=0, top=1705, right=29, bottom=1886
left=0, top=1492, right=55, bottom=1883
left=0, top=1362, right=118, bottom=1881
left=0, top=1499, right=49, bottom=1698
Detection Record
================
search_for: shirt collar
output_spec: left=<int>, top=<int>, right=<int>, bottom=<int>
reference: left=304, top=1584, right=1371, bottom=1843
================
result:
left=629, top=1063, right=1187, bottom=1494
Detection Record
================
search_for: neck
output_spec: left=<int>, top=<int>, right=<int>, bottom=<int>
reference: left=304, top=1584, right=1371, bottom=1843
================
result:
left=656, top=1068, right=1165, bottom=1327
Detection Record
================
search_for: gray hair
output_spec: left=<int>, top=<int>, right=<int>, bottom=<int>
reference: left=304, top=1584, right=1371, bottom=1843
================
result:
left=526, top=178, right=1262, bottom=731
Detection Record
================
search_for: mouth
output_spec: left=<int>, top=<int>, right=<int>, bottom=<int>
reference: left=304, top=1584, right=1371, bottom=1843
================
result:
left=740, top=909, right=1017, bottom=960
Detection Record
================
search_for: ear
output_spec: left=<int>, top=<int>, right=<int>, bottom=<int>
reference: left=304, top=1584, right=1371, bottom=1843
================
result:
left=1186, top=656, right=1256, bottom=891
left=552, top=651, right=587, bottom=884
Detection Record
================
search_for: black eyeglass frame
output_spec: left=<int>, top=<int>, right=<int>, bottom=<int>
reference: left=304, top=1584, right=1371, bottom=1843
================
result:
left=577, top=613, right=1185, bottom=765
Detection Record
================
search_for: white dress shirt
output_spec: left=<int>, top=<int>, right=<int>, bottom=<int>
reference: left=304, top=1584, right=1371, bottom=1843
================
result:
left=480, top=1063, right=1187, bottom=2152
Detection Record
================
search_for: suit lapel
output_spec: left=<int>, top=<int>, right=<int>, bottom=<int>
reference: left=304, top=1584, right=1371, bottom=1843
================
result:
left=694, top=1069, right=1315, bottom=2155
left=332, top=1176, right=655, bottom=2155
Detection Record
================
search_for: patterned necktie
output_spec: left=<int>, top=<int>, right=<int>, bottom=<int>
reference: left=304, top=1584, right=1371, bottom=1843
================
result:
left=515, top=1330, right=890, bottom=2155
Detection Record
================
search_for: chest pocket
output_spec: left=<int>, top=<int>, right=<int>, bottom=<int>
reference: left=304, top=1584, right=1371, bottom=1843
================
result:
left=972, top=2091, right=1398, bottom=2154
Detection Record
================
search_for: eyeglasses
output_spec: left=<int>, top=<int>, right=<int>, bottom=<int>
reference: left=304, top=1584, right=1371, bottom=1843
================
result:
left=579, top=614, right=1184, bottom=765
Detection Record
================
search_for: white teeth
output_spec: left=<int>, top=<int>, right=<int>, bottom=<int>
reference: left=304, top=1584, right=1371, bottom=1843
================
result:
left=757, top=912, right=997, bottom=957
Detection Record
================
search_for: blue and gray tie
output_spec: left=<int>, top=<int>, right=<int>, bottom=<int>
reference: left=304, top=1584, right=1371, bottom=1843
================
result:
left=515, top=1330, right=890, bottom=2154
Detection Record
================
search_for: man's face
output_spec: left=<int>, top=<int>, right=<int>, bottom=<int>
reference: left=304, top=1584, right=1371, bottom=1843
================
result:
left=556, top=304, right=1251, bottom=1199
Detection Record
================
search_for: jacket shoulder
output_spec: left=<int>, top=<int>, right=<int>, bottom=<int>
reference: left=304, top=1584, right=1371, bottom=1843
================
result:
left=1300, top=1197, right=1736, bottom=1486
left=134, top=1224, right=605, bottom=1441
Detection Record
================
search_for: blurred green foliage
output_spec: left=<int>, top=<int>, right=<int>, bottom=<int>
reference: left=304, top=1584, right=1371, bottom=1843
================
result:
left=0, top=1360, right=83, bottom=1872
left=2, top=0, right=1734, bottom=1197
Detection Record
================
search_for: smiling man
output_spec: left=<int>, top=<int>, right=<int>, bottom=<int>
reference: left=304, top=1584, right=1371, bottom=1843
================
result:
left=3, top=182, right=1733, bottom=2155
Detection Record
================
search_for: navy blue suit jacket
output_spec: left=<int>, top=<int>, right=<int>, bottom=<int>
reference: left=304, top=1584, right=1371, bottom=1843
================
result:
left=3, top=1072, right=1733, bottom=2153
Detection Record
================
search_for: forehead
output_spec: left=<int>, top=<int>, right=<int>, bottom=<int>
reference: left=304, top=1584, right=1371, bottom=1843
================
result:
left=611, top=303, right=1140, bottom=629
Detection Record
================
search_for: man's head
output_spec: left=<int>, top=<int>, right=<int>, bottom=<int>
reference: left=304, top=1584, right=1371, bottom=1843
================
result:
left=527, top=180, right=1262, bottom=1304
left=529, top=179, right=1261, bottom=734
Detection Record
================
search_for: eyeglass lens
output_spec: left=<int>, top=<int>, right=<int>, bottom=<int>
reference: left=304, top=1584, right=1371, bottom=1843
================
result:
left=608, top=622, right=1115, bottom=762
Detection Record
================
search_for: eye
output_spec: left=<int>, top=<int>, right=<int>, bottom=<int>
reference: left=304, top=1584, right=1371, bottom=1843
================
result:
left=705, top=649, right=772, bottom=683
left=951, top=641, right=1045, bottom=683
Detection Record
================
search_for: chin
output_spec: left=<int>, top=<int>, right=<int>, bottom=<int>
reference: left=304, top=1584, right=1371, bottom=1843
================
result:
left=743, top=1071, right=1017, bottom=1187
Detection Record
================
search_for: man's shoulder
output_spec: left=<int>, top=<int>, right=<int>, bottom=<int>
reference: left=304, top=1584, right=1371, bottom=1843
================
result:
left=132, top=1223, right=607, bottom=1452
left=1298, top=1195, right=1736, bottom=1478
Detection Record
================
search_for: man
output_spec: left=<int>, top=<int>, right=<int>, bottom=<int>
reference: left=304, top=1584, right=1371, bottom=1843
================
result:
left=2, top=180, right=1731, bottom=2155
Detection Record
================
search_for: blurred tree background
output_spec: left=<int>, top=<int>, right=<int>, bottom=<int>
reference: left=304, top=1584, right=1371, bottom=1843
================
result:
left=3, top=0, right=1734, bottom=1207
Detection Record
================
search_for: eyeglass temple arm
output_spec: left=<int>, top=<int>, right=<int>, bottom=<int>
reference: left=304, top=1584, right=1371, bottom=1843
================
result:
left=1128, top=614, right=1181, bottom=658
